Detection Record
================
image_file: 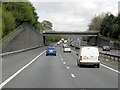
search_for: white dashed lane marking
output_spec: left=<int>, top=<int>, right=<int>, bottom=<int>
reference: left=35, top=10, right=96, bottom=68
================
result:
left=67, top=66, right=69, bottom=69
left=71, top=74, right=75, bottom=78
left=61, top=59, right=63, bottom=60
left=63, top=62, right=66, bottom=64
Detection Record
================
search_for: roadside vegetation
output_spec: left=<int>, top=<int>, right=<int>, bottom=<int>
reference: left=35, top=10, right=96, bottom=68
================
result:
left=46, top=36, right=68, bottom=44
left=2, top=2, right=52, bottom=38
left=46, top=36, right=63, bottom=44
left=88, top=13, right=120, bottom=41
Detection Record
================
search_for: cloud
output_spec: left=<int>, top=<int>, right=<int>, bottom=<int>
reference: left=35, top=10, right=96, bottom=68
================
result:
left=29, top=0, right=118, bottom=32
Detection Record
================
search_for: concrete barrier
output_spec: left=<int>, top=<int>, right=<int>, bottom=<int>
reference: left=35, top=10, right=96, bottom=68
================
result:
left=1, top=45, right=44, bottom=57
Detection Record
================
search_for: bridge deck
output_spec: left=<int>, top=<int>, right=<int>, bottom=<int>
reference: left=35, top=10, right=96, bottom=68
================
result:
left=43, top=31, right=99, bottom=36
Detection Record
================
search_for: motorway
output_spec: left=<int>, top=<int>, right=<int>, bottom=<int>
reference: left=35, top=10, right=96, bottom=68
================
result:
left=71, top=40, right=120, bottom=56
left=99, top=48, right=120, bottom=56
left=1, top=46, right=119, bottom=88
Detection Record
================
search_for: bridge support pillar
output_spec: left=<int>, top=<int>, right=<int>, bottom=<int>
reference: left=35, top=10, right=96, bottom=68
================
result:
left=96, top=36, right=98, bottom=46
left=43, top=36, right=46, bottom=45
left=96, top=36, right=99, bottom=46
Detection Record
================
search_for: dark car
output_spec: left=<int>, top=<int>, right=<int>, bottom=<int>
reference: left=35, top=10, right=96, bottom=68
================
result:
left=46, top=47, right=56, bottom=56
left=103, top=46, right=110, bottom=51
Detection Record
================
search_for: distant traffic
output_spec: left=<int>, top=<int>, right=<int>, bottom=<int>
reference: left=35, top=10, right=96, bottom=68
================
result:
left=46, top=38, right=101, bottom=68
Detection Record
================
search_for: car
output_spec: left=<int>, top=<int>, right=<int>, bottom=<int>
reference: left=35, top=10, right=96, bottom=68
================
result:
left=77, top=46, right=100, bottom=68
left=64, top=40, right=68, bottom=44
left=59, top=40, right=62, bottom=43
left=102, top=46, right=110, bottom=51
left=46, top=47, right=56, bottom=56
left=57, top=42, right=60, bottom=45
left=63, top=44, right=67, bottom=48
left=63, top=46, right=71, bottom=52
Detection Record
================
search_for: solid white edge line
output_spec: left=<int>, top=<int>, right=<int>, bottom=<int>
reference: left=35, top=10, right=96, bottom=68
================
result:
left=0, top=50, right=46, bottom=89
left=100, top=63, right=120, bottom=74
left=71, top=49, right=120, bottom=74
left=71, top=74, right=75, bottom=78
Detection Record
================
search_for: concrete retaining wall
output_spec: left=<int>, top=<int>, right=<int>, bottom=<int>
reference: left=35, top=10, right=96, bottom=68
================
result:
left=2, top=23, right=43, bottom=53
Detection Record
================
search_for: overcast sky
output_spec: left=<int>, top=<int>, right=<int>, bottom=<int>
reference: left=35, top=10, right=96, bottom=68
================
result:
left=29, top=0, right=119, bottom=32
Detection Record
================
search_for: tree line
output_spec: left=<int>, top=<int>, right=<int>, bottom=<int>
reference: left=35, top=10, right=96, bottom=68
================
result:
left=2, top=2, right=52, bottom=38
left=88, top=13, right=120, bottom=41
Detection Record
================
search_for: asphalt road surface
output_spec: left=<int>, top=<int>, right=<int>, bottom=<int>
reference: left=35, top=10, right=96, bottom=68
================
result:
left=2, top=46, right=119, bottom=88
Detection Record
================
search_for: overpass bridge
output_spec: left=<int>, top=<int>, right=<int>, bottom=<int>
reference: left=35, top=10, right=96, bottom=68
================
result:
left=42, top=31, right=99, bottom=36
left=1, top=23, right=120, bottom=53
left=42, top=31, right=99, bottom=45
left=42, top=31, right=120, bottom=48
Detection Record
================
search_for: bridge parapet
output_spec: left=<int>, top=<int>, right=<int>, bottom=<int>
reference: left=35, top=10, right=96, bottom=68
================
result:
left=42, top=31, right=99, bottom=36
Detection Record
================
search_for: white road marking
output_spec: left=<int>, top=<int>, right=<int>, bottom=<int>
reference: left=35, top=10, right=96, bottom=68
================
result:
left=0, top=46, right=42, bottom=56
left=59, top=54, right=62, bottom=59
left=0, top=59, right=3, bottom=61
left=71, top=50, right=77, bottom=53
left=71, top=74, right=75, bottom=78
left=67, top=66, right=69, bottom=69
left=100, top=63, right=120, bottom=74
left=58, top=48, right=64, bottom=61
left=0, top=50, right=46, bottom=89
left=61, top=59, right=63, bottom=60
left=63, top=62, right=66, bottom=64
left=72, top=49, right=120, bottom=74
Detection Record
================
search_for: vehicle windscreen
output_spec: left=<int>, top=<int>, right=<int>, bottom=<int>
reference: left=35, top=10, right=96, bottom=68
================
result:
left=48, top=47, right=55, bottom=50
left=81, top=47, right=99, bottom=56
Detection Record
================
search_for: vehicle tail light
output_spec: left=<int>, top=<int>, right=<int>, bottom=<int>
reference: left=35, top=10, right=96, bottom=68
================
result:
left=98, top=56, right=100, bottom=61
left=80, top=56, right=82, bottom=60
left=98, top=48, right=100, bottom=51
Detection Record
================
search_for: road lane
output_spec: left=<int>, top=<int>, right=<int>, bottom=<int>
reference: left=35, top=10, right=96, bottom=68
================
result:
left=2, top=46, right=119, bottom=88
left=2, top=46, right=46, bottom=82
left=59, top=47, right=118, bottom=88
left=3, top=47, right=78, bottom=88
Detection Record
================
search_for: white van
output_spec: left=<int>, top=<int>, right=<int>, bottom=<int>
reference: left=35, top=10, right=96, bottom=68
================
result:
left=77, top=46, right=100, bottom=68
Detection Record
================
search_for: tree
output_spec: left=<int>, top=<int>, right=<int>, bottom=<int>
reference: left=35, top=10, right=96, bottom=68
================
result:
left=2, top=2, right=43, bottom=37
left=41, top=20, right=53, bottom=31
left=88, top=13, right=120, bottom=41
left=100, top=13, right=118, bottom=37
left=88, top=13, right=105, bottom=31
left=2, top=9, right=15, bottom=37
left=35, top=22, right=44, bottom=30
